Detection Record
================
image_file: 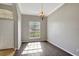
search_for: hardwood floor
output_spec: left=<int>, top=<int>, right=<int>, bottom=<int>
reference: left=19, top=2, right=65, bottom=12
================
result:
left=15, top=41, right=72, bottom=56
left=0, top=48, right=16, bottom=56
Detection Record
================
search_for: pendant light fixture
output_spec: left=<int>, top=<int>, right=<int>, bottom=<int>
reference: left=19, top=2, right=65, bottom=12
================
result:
left=39, top=3, right=45, bottom=21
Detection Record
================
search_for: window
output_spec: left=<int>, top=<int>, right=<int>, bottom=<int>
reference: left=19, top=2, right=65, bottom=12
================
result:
left=29, top=21, right=40, bottom=39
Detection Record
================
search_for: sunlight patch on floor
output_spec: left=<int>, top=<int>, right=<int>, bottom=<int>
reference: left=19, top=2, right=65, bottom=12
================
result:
left=21, top=42, right=43, bottom=54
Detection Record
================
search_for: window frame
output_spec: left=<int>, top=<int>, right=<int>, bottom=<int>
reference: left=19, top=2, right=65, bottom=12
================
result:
left=29, top=21, right=41, bottom=39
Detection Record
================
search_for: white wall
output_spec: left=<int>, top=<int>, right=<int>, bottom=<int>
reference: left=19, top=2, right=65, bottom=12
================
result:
left=13, top=4, right=21, bottom=50
left=47, top=3, right=79, bottom=56
left=0, top=4, right=14, bottom=50
left=0, top=4, right=21, bottom=50
left=0, top=20, right=14, bottom=49
left=22, top=15, right=47, bottom=42
left=17, top=4, right=22, bottom=50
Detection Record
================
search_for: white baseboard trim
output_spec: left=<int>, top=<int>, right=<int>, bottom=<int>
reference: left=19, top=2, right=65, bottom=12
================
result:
left=47, top=40, right=76, bottom=56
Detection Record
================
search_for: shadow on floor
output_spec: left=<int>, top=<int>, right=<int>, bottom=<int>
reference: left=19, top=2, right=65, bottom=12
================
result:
left=15, top=41, right=72, bottom=56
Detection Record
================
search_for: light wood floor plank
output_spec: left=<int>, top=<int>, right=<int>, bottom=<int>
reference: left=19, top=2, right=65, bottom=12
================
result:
left=0, top=48, right=16, bottom=56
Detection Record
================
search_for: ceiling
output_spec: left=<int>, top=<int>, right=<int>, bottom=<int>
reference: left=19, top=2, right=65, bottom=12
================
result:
left=18, top=3, right=64, bottom=16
